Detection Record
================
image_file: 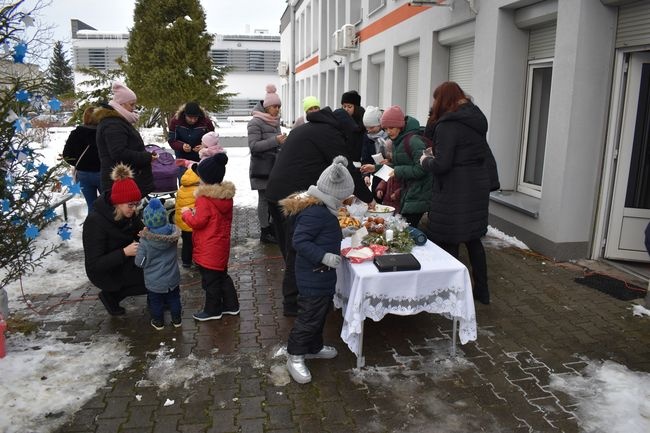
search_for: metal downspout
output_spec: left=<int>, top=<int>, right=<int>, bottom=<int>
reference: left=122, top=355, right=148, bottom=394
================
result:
left=289, top=1, right=298, bottom=124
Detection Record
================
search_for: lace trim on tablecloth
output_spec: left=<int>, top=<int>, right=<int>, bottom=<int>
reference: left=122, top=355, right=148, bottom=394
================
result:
left=334, top=287, right=477, bottom=345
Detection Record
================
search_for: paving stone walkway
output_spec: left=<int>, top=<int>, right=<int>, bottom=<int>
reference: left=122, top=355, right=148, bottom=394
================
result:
left=41, top=206, right=650, bottom=433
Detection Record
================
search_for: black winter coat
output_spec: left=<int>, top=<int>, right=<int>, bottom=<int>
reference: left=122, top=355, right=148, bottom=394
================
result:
left=82, top=191, right=145, bottom=293
left=265, top=107, right=373, bottom=204
left=95, top=105, right=154, bottom=195
left=422, top=102, right=492, bottom=244
left=62, top=125, right=100, bottom=172
left=280, top=194, right=341, bottom=296
left=333, top=108, right=365, bottom=163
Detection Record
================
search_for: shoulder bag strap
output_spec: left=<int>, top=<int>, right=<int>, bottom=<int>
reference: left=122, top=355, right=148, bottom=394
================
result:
left=74, top=145, right=90, bottom=169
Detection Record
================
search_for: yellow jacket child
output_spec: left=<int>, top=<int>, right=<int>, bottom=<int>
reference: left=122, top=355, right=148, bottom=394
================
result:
left=175, top=164, right=200, bottom=267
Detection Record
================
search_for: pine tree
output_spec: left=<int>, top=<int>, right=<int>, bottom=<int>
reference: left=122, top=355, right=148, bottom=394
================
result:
left=120, top=0, right=234, bottom=128
left=45, top=40, right=74, bottom=97
left=1, top=1, right=71, bottom=314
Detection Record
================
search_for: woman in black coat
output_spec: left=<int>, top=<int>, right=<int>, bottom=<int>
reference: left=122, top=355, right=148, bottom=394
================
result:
left=82, top=163, right=147, bottom=315
left=420, top=81, right=497, bottom=305
left=95, top=81, right=156, bottom=196
left=61, top=106, right=101, bottom=211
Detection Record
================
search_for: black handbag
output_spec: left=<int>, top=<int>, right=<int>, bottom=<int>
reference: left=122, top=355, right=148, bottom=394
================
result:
left=250, top=150, right=277, bottom=179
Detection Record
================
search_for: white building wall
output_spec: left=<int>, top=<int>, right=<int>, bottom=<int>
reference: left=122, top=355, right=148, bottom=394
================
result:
left=71, top=26, right=279, bottom=117
left=279, top=0, right=646, bottom=260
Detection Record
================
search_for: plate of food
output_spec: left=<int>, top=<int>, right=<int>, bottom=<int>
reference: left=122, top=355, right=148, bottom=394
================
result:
left=365, top=204, right=395, bottom=219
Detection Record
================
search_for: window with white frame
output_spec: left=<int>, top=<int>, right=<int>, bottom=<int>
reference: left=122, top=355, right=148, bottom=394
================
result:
left=368, top=0, right=385, bottom=17
left=517, top=22, right=556, bottom=197
left=350, top=0, right=362, bottom=24
left=518, top=60, right=552, bottom=197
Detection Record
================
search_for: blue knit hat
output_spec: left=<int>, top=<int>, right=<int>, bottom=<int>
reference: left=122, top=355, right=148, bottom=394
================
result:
left=143, top=198, right=171, bottom=234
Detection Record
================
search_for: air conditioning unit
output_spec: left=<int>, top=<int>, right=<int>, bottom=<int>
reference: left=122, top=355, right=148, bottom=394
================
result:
left=333, top=29, right=343, bottom=52
left=277, top=61, right=288, bottom=77
left=342, top=24, right=357, bottom=49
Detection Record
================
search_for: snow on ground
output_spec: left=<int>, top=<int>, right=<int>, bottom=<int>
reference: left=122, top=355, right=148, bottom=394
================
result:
left=0, top=331, right=132, bottom=433
left=0, top=123, right=533, bottom=432
left=632, top=304, right=650, bottom=317
left=484, top=225, right=529, bottom=250
left=549, top=360, right=650, bottom=433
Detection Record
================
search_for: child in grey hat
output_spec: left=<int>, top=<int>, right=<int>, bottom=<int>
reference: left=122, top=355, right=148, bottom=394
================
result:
left=279, top=155, right=355, bottom=384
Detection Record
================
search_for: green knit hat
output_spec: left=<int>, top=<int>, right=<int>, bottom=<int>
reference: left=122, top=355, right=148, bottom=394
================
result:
left=303, top=95, right=320, bottom=113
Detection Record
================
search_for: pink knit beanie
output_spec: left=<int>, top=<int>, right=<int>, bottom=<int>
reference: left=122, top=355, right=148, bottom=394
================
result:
left=263, top=84, right=281, bottom=108
left=199, top=131, right=225, bottom=160
left=380, top=105, right=406, bottom=129
left=111, top=81, right=137, bottom=105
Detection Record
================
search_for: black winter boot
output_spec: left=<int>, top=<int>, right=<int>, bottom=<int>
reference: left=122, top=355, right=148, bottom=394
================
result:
left=260, top=226, right=278, bottom=244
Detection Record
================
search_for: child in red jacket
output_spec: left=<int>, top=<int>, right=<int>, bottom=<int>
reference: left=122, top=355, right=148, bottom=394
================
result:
left=181, top=153, right=239, bottom=321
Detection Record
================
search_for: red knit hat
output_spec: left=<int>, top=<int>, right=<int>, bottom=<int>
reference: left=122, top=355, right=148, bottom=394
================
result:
left=110, top=163, right=142, bottom=205
left=380, top=105, right=406, bottom=128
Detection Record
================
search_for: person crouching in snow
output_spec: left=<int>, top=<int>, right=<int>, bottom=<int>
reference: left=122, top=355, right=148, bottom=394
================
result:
left=279, top=155, right=355, bottom=384
left=136, top=198, right=182, bottom=329
left=181, top=153, right=240, bottom=321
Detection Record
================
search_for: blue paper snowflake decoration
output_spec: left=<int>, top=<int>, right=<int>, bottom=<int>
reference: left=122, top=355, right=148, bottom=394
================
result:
left=12, top=42, right=27, bottom=63
left=44, top=208, right=57, bottom=221
left=68, top=183, right=82, bottom=196
left=57, top=224, right=72, bottom=241
left=24, top=223, right=39, bottom=239
left=15, top=89, right=30, bottom=102
left=48, top=97, right=61, bottom=111
left=12, top=117, right=30, bottom=132
left=36, top=163, right=49, bottom=177
left=59, top=174, right=74, bottom=188
left=1, top=199, right=10, bottom=213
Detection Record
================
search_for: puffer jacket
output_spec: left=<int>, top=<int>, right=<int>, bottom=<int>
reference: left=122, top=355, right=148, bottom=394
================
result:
left=175, top=167, right=200, bottom=232
left=247, top=101, right=281, bottom=190
left=135, top=225, right=181, bottom=293
left=181, top=181, right=235, bottom=271
left=265, top=107, right=373, bottom=204
left=82, top=191, right=145, bottom=292
left=168, top=109, right=214, bottom=162
left=280, top=193, right=342, bottom=297
left=390, top=116, right=432, bottom=215
left=422, top=102, right=491, bottom=243
left=95, top=105, right=154, bottom=195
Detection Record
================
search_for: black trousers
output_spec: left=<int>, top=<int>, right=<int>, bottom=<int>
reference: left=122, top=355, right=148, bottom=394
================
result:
left=287, top=294, right=332, bottom=355
left=103, top=283, right=147, bottom=308
left=437, top=238, right=488, bottom=297
left=268, top=201, right=298, bottom=311
left=181, top=230, right=193, bottom=265
left=197, top=266, right=239, bottom=315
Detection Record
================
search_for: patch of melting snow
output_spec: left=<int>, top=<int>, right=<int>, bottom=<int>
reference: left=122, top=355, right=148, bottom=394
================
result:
left=549, top=360, right=650, bottom=433
left=145, top=347, right=238, bottom=391
left=632, top=304, right=650, bottom=317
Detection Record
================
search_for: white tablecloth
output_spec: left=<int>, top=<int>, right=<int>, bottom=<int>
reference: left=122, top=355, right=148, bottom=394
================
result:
left=334, top=239, right=477, bottom=357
